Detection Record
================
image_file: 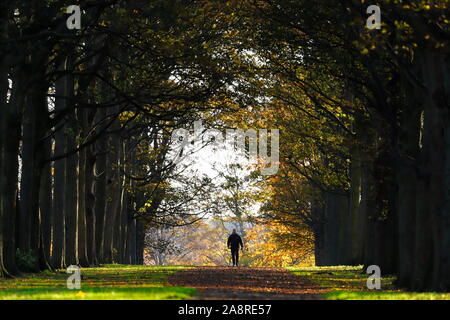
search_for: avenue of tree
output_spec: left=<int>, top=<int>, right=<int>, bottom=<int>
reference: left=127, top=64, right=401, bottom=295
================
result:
left=0, top=0, right=449, bottom=292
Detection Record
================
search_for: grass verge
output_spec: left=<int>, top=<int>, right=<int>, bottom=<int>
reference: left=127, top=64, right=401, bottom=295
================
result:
left=0, top=264, right=196, bottom=300
left=287, top=266, right=450, bottom=300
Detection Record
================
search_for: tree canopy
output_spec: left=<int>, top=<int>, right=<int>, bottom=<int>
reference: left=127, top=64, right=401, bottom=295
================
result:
left=0, top=0, right=449, bottom=292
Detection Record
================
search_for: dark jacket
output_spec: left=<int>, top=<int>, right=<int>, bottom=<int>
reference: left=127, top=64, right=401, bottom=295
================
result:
left=227, top=233, right=243, bottom=250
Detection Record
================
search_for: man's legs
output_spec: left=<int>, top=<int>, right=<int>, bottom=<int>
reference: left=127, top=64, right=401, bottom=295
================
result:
left=231, top=248, right=239, bottom=266
left=230, top=249, right=236, bottom=266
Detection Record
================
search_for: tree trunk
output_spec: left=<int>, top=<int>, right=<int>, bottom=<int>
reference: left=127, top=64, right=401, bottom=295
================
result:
left=0, top=0, right=9, bottom=278
left=84, top=108, right=97, bottom=265
left=322, top=192, right=341, bottom=265
left=94, top=107, right=107, bottom=263
left=19, top=64, right=49, bottom=271
left=136, top=218, right=145, bottom=265
left=374, top=138, right=398, bottom=275
left=64, top=106, right=78, bottom=266
left=1, top=110, right=21, bottom=275
left=52, top=58, right=68, bottom=269
left=360, top=129, right=377, bottom=268
left=395, top=85, right=421, bottom=287
left=77, top=109, right=89, bottom=267
left=119, top=202, right=128, bottom=264
left=85, top=141, right=97, bottom=265
left=39, top=136, right=53, bottom=270
left=119, top=166, right=129, bottom=264
left=349, top=115, right=364, bottom=265
left=337, top=194, right=350, bottom=265
left=103, top=131, right=121, bottom=263
left=1, top=65, right=27, bottom=275
left=311, top=200, right=325, bottom=266
left=127, top=215, right=137, bottom=264
left=0, top=69, right=5, bottom=276
left=113, top=139, right=125, bottom=263
left=413, top=49, right=450, bottom=291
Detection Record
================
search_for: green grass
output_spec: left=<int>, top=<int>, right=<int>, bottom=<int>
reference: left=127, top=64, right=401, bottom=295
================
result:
left=0, top=264, right=196, bottom=300
left=287, top=266, right=450, bottom=300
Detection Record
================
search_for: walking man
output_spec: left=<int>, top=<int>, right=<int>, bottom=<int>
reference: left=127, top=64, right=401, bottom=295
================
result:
left=227, top=229, right=244, bottom=266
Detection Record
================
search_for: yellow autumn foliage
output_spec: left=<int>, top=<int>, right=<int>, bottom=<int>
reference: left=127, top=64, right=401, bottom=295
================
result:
left=244, top=222, right=315, bottom=267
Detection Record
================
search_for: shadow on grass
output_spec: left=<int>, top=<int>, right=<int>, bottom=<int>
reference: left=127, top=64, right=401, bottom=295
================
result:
left=0, top=264, right=196, bottom=300
left=287, top=266, right=450, bottom=300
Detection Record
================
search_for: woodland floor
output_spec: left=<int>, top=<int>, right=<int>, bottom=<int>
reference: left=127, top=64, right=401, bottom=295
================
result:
left=168, top=266, right=328, bottom=300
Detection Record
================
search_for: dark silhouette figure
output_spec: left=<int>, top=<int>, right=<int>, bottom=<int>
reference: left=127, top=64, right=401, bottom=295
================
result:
left=227, top=229, right=243, bottom=266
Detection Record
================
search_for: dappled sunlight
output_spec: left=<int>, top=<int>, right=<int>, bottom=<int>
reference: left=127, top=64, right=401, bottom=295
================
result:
left=0, top=265, right=196, bottom=300
left=288, top=266, right=450, bottom=300
left=169, top=266, right=328, bottom=300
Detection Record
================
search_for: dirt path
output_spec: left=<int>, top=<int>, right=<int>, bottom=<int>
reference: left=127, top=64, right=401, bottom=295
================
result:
left=168, top=266, right=328, bottom=300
